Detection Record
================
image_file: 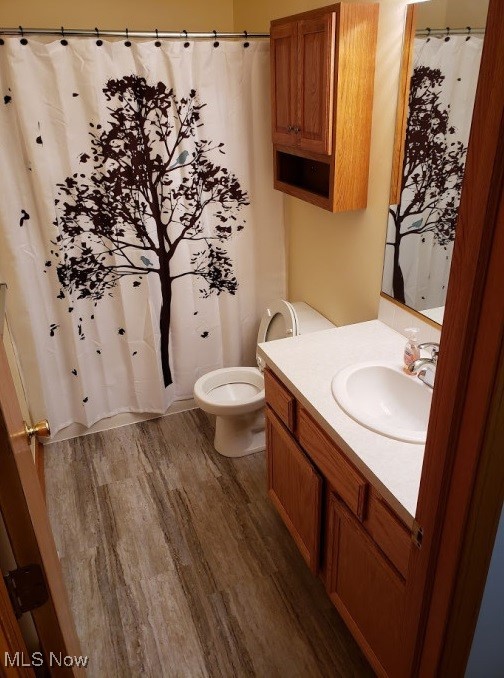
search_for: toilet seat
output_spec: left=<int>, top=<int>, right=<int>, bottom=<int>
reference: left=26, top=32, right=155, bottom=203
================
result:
left=257, top=299, right=298, bottom=344
left=256, top=300, right=298, bottom=369
left=193, top=366, right=265, bottom=417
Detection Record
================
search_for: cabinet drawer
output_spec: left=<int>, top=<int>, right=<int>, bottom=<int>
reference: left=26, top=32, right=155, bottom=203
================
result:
left=264, top=368, right=296, bottom=432
left=266, top=407, right=322, bottom=573
left=364, top=489, right=411, bottom=579
left=297, top=406, right=367, bottom=520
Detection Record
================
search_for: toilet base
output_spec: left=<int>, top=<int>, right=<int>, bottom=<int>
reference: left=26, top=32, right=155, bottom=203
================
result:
left=214, top=409, right=265, bottom=457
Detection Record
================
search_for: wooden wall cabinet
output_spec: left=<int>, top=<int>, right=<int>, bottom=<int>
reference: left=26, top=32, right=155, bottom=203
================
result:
left=265, top=368, right=411, bottom=677
left=270, top=3, right=379, bottom=212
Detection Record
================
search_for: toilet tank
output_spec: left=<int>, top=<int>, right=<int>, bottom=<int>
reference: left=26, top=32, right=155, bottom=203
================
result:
left=291, top=302, right=336, bottom=334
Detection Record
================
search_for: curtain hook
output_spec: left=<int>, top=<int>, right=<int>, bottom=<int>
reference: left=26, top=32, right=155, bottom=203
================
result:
left=466, top=26, right=472, bottom=41
left=60, top=26, right=68, bottom=46
left=243, top=30, right=249, bottom=48
left=213, top=30, right=219, bottom=48
left=19, top=26, right=28, bottom=45
left=95, top=27, right=103, bottom=46
left=155, top=28, right=161, bottom=47
left=125, top=27, right=131, bottom=47
left=426, top=27, right=431, bottom=42
left=182, top=29, right=190, bottom=48
left=445, top=26, right=451, bottom=42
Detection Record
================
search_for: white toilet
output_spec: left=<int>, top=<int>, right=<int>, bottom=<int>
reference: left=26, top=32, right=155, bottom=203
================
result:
left=193, top=300, right=335, bottom=458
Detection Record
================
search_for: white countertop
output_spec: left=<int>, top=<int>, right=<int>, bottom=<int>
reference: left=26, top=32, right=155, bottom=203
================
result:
left=258, top=320, right=425, bottom=526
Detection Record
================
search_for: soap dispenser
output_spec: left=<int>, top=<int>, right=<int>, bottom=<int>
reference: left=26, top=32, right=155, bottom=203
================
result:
left=403, top=327, right=420, bottom=374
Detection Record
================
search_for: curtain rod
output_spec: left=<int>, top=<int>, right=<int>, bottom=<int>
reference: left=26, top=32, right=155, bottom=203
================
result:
left=416, top=26, right=485, bottom=37
left=0, top=25, right=485, bottom=41
left=0, top=27, right=269, bottom=40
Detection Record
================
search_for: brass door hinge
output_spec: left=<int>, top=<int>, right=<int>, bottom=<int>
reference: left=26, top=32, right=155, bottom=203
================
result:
left=4, top=564, right=49, bottom=618
left=412, top=520, right=424, bottom=549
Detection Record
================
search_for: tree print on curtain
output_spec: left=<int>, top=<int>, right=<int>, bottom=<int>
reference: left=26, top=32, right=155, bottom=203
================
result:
left=387, top=65, right=467, bottom=303
left=49, top=75, right=249, bottom=387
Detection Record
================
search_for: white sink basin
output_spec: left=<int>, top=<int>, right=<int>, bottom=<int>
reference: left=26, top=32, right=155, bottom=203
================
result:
left=331, top=361, right=432, bottom=444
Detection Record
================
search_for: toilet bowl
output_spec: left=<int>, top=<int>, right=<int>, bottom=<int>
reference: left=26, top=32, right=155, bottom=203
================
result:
left=193, top=300, right=335, bottom=458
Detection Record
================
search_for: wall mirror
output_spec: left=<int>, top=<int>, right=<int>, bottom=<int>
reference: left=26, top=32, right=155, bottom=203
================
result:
left=381, top=0, right=489, bottom=325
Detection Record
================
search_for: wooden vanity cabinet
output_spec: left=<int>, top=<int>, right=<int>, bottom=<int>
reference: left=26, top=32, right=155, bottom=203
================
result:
left=264, top=368, right=412, bottom=677
left=270, top=4, right=379, bottom=211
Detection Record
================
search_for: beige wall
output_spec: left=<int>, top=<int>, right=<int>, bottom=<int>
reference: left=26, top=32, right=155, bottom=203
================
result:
left=417, top=0, right=489, bottom=28
left=416, top=0, right=448, bottom=26
left=446, top=0, right=489, bottom=27
left=235, top=0, right=408, bottom=326
left=0, top=0, right=234, bottom=31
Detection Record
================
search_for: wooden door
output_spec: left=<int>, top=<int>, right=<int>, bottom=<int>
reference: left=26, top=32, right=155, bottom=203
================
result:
left=326, top=494, right=406, bottom=677
left=0, top=339, right=83, bottom=675
left=270, top=21, right=298, bottom=147
left=400, top=0, right=504, bottom=674
left=297, top=13, right=335, bottom=155
left=266, top=407, right=322, bottom=573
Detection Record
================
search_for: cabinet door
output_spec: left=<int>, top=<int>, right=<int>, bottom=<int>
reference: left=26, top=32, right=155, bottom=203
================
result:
left=271, top=22, right=298, bottom=147
left=297, top=13, right=335, bottom=155
left=266, top=407, right=322, bottom=573
left=326, top=494, right=405, bottom=677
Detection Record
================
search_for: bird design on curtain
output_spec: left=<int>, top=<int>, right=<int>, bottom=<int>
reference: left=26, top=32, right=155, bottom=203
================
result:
left=48, top=75, right=249, bottom=387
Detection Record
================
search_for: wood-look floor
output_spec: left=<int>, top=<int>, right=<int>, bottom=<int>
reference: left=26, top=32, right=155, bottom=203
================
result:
left=45, top=410, right=373, bottom=677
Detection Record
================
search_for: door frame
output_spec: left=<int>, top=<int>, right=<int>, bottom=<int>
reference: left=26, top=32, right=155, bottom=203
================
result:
left=402, top=0, right=504, bottom=674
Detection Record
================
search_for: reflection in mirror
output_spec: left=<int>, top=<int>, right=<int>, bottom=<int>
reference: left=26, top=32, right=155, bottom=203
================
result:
left=382, top=1, right=488, bottom=325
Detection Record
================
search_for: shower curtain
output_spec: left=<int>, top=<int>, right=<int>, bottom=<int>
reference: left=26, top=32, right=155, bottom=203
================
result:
left=383, top=35, right=483, bottom=310
left=0, top=37, right=285, bottom=436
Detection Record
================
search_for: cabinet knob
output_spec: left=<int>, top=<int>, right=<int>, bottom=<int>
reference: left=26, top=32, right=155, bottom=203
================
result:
left=287, top=124, right=293, bottom=132
left=293, top=126, right=300, bottom=134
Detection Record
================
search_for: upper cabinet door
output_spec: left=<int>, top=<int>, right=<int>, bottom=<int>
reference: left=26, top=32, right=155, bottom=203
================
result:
left=297, top=13, right=335, bottom=155
left=271, top=22, right=298, bottom=147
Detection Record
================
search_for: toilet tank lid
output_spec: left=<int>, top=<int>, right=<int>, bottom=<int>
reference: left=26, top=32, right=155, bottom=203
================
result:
left=290, top=301, right=336, bottom=333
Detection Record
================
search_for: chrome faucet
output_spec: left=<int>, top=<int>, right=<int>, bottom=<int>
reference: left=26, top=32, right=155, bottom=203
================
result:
left=408, top=342, right=440, bottom=388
